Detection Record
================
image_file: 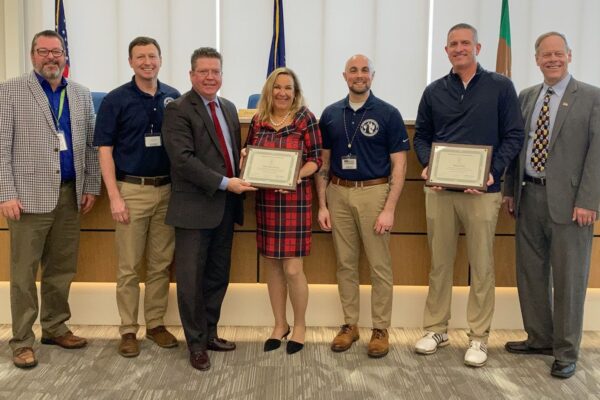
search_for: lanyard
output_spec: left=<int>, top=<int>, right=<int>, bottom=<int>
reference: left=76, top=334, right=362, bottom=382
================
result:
left=50, top=88, right=66, bottom=130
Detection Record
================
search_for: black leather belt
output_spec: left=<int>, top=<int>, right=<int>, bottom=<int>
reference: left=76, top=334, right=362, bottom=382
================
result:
left=118, top=175, right=171, bottom=186
left=524, top=175, right=546, bottom=186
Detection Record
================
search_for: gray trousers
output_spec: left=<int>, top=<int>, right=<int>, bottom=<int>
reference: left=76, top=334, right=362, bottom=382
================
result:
left=515, top=182, right=593, bottom=362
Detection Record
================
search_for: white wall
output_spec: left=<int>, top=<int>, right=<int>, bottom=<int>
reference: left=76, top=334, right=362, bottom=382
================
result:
left=2, top=0, right=600, bottom=118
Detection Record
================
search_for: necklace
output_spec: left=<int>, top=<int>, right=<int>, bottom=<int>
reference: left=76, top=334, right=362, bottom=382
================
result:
left=270, top=111, right=291, bottom=127
left=343, top=108, right=367, bottom=150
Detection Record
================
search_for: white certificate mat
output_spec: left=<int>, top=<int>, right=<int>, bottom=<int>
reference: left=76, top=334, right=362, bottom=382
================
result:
left=241, top=146, right=302, bottom=190
left=426, top=143, right=492, bottom=191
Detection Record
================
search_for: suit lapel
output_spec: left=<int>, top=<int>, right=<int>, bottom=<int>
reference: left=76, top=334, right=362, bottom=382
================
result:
left=28, top=72, right=58, bottom=132
left=218, top=97, right=240, bottom=170
left=549, top=78, right=577, bottom=151
left=519, top=85, right=543, bottom=167
left=190, top=90, right=222, bottom=153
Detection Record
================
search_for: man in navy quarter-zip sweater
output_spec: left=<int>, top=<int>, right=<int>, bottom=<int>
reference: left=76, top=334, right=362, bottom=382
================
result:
left=413, top=23, right=524, bottom=368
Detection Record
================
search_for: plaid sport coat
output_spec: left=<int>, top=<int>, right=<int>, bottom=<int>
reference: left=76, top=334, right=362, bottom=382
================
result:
left=0, top=71, right=101, bottom=213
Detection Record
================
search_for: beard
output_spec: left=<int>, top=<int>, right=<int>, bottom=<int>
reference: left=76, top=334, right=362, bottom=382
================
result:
left=37, top=61, right=64, bottom=80
left=349, top=84, right=370, bottom=96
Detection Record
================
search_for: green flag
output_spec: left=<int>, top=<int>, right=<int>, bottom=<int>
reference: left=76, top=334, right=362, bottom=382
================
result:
left=496, top=0, right=511, bottom=77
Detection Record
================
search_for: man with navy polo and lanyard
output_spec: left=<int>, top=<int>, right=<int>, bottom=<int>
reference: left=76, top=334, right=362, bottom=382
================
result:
left=0, top=30, right=100, bottom=368
left=94, top=37, right=180, bottom=358
left=316, top=54, right=409, bottom=358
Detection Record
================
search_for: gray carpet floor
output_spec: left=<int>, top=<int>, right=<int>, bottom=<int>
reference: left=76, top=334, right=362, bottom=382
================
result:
left=0, top=325, right=599, bottom=399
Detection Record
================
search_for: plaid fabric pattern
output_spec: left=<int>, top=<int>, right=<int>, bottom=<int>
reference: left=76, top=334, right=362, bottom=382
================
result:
left=246, top=107, right=322, bottom=258
left=0, top=72, right=100, bottom=213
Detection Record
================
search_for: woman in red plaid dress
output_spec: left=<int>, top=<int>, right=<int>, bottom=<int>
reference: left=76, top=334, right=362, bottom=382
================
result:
left=244, top=68, right=322, bottom=354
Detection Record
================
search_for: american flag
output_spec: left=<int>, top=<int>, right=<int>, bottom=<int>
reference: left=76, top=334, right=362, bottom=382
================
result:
left=55, top=0, right=70, bottom=77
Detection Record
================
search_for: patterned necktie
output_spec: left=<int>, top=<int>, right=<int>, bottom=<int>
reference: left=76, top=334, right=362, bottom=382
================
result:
left=530, top=87, right=554, bottom=173
left=209, top=101, right=234, bottom=178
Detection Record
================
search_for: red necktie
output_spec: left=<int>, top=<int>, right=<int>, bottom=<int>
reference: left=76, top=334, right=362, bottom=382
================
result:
left=208, top=101, right=234, bottom=178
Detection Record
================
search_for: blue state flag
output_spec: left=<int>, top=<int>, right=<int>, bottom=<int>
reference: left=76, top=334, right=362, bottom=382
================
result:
left=267, top=0, right=285, bottom=76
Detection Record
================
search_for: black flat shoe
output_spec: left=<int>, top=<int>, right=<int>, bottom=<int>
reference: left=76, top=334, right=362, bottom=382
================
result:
left=264, top=326, right=291, bottom=352
left=286, top=340, right=304, bottom=354
left=505, top=340, right=553, bottom=355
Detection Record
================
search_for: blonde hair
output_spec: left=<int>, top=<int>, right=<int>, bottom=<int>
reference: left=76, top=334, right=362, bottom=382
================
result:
left=256, top=67, right=305, bottom=122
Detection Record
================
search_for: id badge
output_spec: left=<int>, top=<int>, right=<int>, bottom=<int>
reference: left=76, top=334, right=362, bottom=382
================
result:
left=145, top=132, right=162, bottom=147
left=341, top=155, right=357, bottom=170
left=57, top=130, right=68, bottom=151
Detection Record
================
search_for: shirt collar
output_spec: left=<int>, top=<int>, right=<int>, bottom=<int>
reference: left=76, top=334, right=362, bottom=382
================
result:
left=199, top=94, right=220, bottom=108
left=543, top=74, right=571, bottom=98
left=130, top=76, right=165, bottom=97
left=34, top=71, right=68, bottom=91
left=343, top=91, right=375, bottom=110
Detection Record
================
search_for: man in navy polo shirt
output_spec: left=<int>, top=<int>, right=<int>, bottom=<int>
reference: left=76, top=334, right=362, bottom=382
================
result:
left=316, top=54, right=409, bottom=358
left=94, top=36, right=180, bottom=358
left=413, top=23, right=523, bottom=367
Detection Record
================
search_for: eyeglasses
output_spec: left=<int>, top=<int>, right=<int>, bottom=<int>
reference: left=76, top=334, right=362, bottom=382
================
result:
left=36, top=48, right=65, bottom=57
left=193, top=69, right=222, bottom=78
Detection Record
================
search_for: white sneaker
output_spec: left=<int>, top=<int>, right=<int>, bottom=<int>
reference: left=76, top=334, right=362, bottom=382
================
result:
left=464, top=340, right=488, bottom=367
left=415, top=332, right=449, bottom=355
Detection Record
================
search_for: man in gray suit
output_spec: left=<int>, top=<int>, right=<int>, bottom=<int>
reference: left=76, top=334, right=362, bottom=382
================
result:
left=504, top=32, right=600, bottom=379
left=162, top=47, right=256, bottom=371
left=0, top=30, right=101, bottom=368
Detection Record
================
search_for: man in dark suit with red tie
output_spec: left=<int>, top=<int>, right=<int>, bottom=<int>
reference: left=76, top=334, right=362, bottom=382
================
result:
left=162, top=47, right=257, bottom=371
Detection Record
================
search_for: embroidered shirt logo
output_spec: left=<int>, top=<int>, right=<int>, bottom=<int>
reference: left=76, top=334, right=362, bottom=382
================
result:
left=163, top=97, right=175, bottom=107
left=360, top=119, right=379, bottom=137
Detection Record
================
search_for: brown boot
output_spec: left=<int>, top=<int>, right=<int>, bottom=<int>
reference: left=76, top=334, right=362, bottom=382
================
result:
left=331, top=324, right=359, bottom=352
left=118, top=333, right=140, bottom=357
left=367, top=328, right=389, bottom=358
left=146, top=326, right=178, bottom=348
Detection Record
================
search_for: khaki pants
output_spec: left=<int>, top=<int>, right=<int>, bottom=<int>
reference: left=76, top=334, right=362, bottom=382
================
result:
left=8, top=182, right=80, bottom=350
left=423, top=188, right=501, bottom=341
left=327, top=183, right=392, bottom=329
left=115, top=182, right=174, bottom=335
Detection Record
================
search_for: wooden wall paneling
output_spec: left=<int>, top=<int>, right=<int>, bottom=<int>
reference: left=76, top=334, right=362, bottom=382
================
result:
left=394, top=181, right=426, bottom=233
left=493, top=236, right=517, bottom=287
left=230, top=232, right=259, bottom=283
left=588, top=238, right=600, bottom=288
left=238, top=191, right=257, bottom=231
left=75, top=231, right=117, bottom=282
left=0, top=216, right=7, bottom=229
left=80, top=183, right=115, bottom=230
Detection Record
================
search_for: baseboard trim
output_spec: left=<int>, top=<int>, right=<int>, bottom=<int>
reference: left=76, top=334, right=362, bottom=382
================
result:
left=1, top=282, right=599, bottom=330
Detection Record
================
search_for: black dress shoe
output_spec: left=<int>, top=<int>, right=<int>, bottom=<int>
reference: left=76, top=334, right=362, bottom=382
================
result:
left=551, top=361, right=576, bottom=379
left=264, top=326, right=291, bottom=352
left=286, top=340, right=304, bottom=354
left=207, top=337, right=236, bottom=352
left=505, top=340, right=553, bottom=355
left=190, top=350, right=210, bottom=371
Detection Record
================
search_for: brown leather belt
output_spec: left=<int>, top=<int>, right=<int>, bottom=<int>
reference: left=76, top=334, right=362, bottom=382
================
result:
left=524, top=175, right=546, bottom=186
left=331, top=175, right=388, bottom=188
left=118, top=175, right=171, bottom=187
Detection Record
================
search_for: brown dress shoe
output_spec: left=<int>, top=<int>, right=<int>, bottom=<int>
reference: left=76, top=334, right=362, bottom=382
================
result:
left=119, top=333, right=140, bottom=357
left=367, top=328, right=389, bottom=358
left=13, top=347, right=38, bottom=369
left=41, top=331, right=87, bottom=349
left=190, top=350, right=211, bottom=371
left=331, top=324, right=359, bottom=352
left=146, top=326, right=178, bottom=348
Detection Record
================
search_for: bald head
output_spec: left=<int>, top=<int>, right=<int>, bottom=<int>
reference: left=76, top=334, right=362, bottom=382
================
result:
left=345, top=54, right=374, bottom=75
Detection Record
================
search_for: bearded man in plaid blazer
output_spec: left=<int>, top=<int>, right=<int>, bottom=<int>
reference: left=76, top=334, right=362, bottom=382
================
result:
left=0, top=30, right=101, bottom=369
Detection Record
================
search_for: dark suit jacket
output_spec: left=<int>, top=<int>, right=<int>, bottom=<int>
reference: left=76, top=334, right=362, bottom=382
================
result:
left=504, top=77, right=600, bottom=224
left=162, top=89, right=243, bottom=229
